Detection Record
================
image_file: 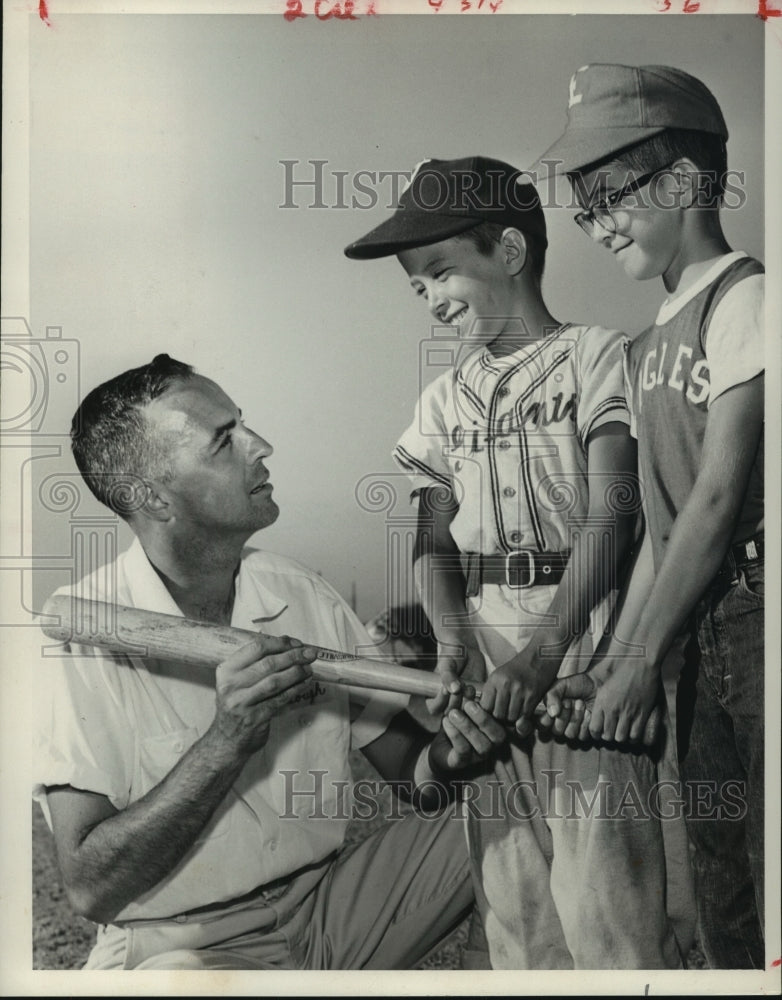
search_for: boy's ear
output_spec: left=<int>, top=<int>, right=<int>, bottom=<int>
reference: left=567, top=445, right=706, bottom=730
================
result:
left=500, top=228, right=528, bottom=277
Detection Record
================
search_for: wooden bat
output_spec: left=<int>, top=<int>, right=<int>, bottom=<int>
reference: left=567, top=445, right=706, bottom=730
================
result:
left=40, top=595, right=483, bottom=701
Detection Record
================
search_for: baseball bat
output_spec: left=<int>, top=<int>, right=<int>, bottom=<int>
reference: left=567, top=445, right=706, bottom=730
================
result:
left=40, top=595, right=480, bottom=700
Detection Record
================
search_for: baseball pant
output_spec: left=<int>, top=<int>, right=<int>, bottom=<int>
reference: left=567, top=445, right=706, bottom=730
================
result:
left=83, top=803, right=472, bottom=970
left=461, top=582, right=684, bottom=969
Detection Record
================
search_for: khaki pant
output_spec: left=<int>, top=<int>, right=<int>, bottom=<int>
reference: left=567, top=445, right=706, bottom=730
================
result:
left=85, top=805, right=472, bottom=970
left=463, top=583, right=686, bottom=969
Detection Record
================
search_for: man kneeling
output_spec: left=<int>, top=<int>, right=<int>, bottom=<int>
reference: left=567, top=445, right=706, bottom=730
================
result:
left=34, top=354, right=503, bottom=970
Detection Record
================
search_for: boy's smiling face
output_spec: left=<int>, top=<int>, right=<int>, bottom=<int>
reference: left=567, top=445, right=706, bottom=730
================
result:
left=570, top=160, right=683, bottom=283
left=398, top=234, right=518, bottom=346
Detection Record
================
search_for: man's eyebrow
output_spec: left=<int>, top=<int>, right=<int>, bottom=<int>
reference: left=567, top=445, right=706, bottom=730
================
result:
left=212, top=416, right=238, bottom=445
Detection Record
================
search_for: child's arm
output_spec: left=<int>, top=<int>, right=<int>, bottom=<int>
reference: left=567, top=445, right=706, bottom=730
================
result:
left=413, top=486, right=487, bottom=714
left=580, top=374, right=763, bottom=743
left=480, top=422, right=637, bottom=734
left=540, top=526, right=661, bottom=743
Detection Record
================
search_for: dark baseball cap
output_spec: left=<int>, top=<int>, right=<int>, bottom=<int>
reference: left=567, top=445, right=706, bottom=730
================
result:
left=344, top=156, right=547, bottom=260
left=530, top=63, right=728, bottom=177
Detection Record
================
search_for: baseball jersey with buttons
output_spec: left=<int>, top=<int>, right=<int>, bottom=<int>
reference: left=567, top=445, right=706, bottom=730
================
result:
left=623, top=252, right=764, bottom=573
left=393, top=323, right=630, bottom=555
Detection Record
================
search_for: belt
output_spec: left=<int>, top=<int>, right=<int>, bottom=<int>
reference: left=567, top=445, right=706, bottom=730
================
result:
left=463, top=550, right=570, bottom=597
left=719, top=532, right=764, bottom=582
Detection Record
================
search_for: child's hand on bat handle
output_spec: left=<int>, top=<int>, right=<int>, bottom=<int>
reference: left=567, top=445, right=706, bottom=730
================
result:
left=426, top=640, right=488, bottom=715
left=540, top=670, right=663, bottom=747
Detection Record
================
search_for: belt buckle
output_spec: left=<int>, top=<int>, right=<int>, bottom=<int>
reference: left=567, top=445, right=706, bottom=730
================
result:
left=742, top=538, right=759, bottom=562
left=505, top=550, right=535, bottom=588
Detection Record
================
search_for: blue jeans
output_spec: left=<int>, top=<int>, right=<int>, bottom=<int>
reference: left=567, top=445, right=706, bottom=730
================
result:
left=677, top=557, right=764, bottom=969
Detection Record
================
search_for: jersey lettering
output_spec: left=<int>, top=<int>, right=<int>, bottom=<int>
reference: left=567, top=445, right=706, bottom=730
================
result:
left=642, top=350, right=657, bottom=391
left=655, top=342, right=668, bottom=385
left=686, top=359, right=710, bottom=404
left=667, top=344, right=692, bottom=391
left=638, top=341, right=710, bottom=403
left=447, top=392, right=576, bottom=457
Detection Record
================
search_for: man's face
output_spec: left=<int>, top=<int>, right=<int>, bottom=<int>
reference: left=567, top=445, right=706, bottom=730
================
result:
left=398, top=235, right=516, bottom=345
left=143, top=375, right=279, bottom=538
left=570, top=160, right=682, bottom=282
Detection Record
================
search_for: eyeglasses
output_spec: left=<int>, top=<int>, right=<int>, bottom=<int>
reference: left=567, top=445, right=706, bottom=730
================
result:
left=573, top=164, right=673, bottom=237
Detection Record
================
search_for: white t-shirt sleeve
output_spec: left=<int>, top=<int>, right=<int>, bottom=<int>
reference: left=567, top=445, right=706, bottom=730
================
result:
left=705, top=274, right=764, bottom=406
left=392, top=375, right=454, bottom=498
left=576, top=327, right=631, bottom=447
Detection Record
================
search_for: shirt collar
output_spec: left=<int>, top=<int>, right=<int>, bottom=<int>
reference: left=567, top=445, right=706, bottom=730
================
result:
left=121, top=536, right=184, bottom=617
left=235, top=548, right=289, bottom=629
left=121, top=538, right=288, bottom=628
left=656, top=251, right=747, bottom=325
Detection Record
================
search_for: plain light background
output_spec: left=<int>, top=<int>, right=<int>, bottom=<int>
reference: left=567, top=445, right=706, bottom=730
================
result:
left=27, top=12, right=764, bottom=621
left=3, top=6, right=780, bottom=997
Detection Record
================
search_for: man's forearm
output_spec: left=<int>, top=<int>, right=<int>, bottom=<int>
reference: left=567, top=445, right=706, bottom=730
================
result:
left=57, top=727, right=253, bottom=922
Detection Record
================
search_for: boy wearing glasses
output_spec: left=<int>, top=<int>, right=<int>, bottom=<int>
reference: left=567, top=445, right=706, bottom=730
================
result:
left=345, top=157, right=683, bottom=969
left=533, top=65, right=765, bottom=969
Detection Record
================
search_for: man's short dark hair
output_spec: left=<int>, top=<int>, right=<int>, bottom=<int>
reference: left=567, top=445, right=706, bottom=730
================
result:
left=71, top=354, right=195, bottom=517
left=574, top=127, right=729, bottom=205
left=457, top=221, right=547, bottom=284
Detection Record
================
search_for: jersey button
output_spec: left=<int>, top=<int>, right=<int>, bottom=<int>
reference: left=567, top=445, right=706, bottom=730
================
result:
left=498, top=439, right=511, bottom=450
left=509, top=531, right=523, bottom=544
left=503, top=487, right=516, bottom=498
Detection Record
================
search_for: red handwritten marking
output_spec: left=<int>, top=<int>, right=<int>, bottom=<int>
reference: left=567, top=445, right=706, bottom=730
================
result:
left=758, top=0, right=781, bottom=17
left=284, top=0, right=375, bottom=17
left=771, top=957, right=782, bottom=967
left=315, top=0, right=358, bottom=19
left=39, top=0, right=51, bottom=25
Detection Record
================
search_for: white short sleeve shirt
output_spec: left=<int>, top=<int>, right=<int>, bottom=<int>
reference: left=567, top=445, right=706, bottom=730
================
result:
left=33, top=539, right=408, bottom=921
